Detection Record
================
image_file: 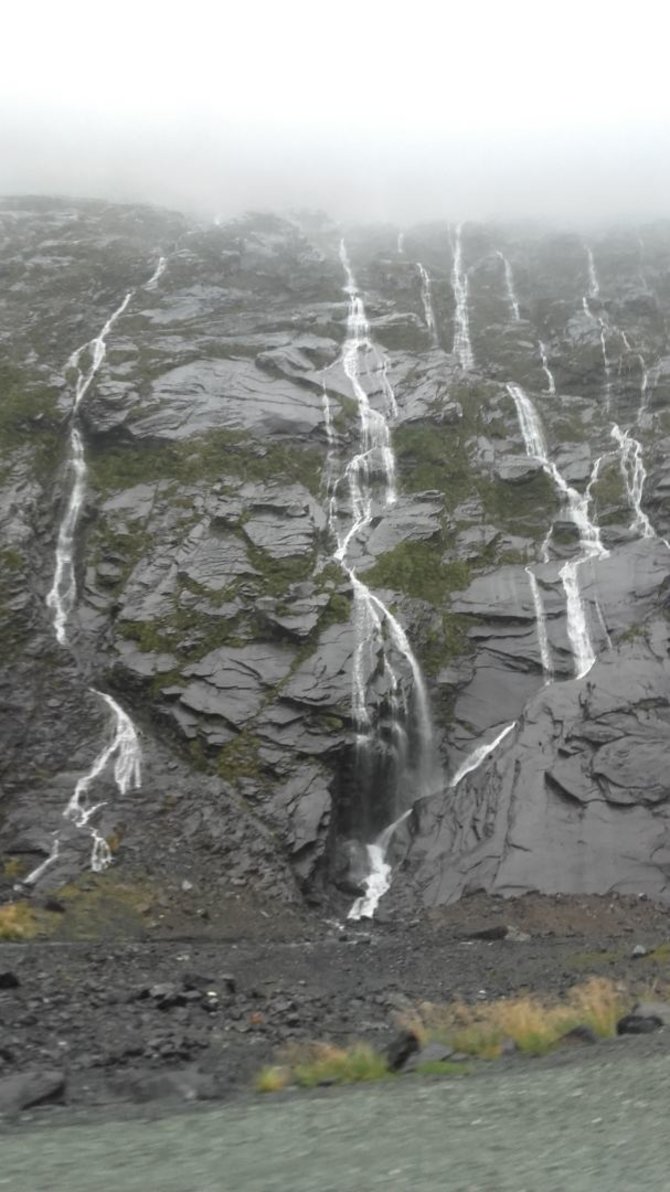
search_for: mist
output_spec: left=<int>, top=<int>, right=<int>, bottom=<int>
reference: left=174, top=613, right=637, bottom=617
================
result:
left=3, top=0, right=670, bottom=228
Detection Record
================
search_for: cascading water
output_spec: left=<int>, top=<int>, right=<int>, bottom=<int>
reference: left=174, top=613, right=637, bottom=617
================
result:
left=611, top=424, right=655, bottom=538
left=397, top=232, right=405, bottom=255
left=497, top=251, right=521, bottom=321
left=539, top=341, right=556, bottom=395
left=506, top=383, right=608, bottom=678
left=417, top=262, right=438, bottom=344
left=586, top=246, right=600, bottom=299
left=451, top=223, right=474, bottom=370
left=46, top=289, right=133, bottom=644
left=583, top=248, right=612, bottom=409
left=146, top=255, right=167, bottom=289
left=330, top=241, right=436, bottom=919
left=448, top=723, right=516, bottom=789
left=33, top=264, right=165, bottom=882
left=525, top=567, right=553, bottom=682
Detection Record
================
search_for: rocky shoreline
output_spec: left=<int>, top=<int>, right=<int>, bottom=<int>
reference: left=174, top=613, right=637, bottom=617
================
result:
left=2, top=891, right=670, bottom=1123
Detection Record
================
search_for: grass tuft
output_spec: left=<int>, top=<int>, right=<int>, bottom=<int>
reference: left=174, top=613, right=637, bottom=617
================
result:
left=0, top=901, right=40, bottom=940
left=402, top=978, right=632, bottom=1058
left=255, top=1066, right=291, bottom=1094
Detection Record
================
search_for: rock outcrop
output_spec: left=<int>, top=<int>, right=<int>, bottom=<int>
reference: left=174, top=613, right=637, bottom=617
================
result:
left=2, top=197, right=670, bottom=911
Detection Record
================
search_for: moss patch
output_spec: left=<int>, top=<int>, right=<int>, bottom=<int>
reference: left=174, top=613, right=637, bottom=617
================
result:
left=88, top=431, right=324, bottom=498
left=364, top=541, right=471, bottom=606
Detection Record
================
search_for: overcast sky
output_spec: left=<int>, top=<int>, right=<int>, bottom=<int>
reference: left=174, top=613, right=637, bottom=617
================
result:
left=3, top=0, right=669, bottom=224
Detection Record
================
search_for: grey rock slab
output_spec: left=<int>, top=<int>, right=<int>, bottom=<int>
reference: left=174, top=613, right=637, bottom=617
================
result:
left=584, top=538, right=669, bottom=635
left=364, top=496, right=442, bottom=558
left=0, top=1070, right=65, bottom=1114
left=282, top=623, right=354, bottom=709
left=129, top=358, right=325, bottom=440
left=451, top=564, right=539, bottom=620
left=180, top=643, right=296, bottom=727
left=495, top=456, right=544, bottom=484
left=114, top=641, right=178, bottom=678
left=177, top=523, right=258, bottom=590
left=100, top=483, right=161, bottom=522
left=406, top=644, right=670, bottom=906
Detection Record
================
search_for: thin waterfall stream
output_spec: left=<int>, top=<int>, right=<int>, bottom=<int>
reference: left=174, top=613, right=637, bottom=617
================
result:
left=417, top=262, right=438, bottom=344
left=329, top=241, right=437, bottom=919
left=506, top=383, right=608, bottom=678
left=26, top=260, right=166, bottom=883
left=451, top=223, right=473, bottom=369
left=497, top=250, right=521, bottom=321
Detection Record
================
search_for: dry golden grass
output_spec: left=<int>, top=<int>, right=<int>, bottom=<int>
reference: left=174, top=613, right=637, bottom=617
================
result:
left=257, top=1042, right=390, bottom=1092
left=402, top=978, right=632, bottom=1058
left=0, top=901, right=40, bottom=940
left=255, top=1065, right=291, bottom=1094
left=2, top=856, right=26, bottom=880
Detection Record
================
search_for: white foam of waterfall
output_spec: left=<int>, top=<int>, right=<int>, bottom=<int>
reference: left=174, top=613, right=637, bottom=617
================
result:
left=46, top=427, right=87, bottom=645
left=64, top=691, right=141, bottom=871
left=45, top=285, right=138, bottom=642
left=451, top=223, right=474, bottom=370
left=611, top=424, right=655, bottom=539
left=539, top=341, right=556, bottom=394
left=397, top=232, right=404, bottom=254
left=334, top=242, right=436, bottom=917
left=41, top=267, right=161, bottom=878
left=417, top=263, right=438, bottom=343
left=23, top=837, right=60, bottom=886
left=636, top=355, right=650, bottom=419
left=506, top=383, right=607, bottom=678
left=497, top=251, right=521, bottom=321
left=583, top=250, right=612, bottom=409
left=525, top=567, right=553, bottom=681
left=145, top=255, right=166, bottom=289
left=348, top=809, right=412, bottom=920
left=449, top=723, right=516, bottom=789
left=586, top=246, right=600, bottom=299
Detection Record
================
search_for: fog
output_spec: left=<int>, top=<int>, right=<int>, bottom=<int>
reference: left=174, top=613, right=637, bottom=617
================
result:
left=3, top=0, right=670, bottom=226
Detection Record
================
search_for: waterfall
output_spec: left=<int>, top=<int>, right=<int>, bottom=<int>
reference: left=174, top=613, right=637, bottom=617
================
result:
left=539, top=341, right=556, bottom=394
left=451, top=223, right=474, bottom=370
left=611, top=424, right=655, bottom=539
left=525, top=567, right=553, bottom=681
left=145, top=255, right=167, bottom=289
left=583, top=249, right=612, bottom=409
left=506, top=383, right=607, bottom=678
left=46, top=427, right=87, bottom=645
left=635, top=354, right=650, bottom=419
left=586, top=246, right=600, bottom=298
left=417, top=262, right=438, bottom=344
left=348, top=809, right=411, bottom=921
left=448, top=723, right=516, bottom=789
left=46, top=288, right=134, bottom=643
left=497, top=251, right=521, bottom=321
left=397, top=232, right=405, bottom=255
left=39, top=264, right=163, bottom=880
left=332, top=241, right=436, bottom=919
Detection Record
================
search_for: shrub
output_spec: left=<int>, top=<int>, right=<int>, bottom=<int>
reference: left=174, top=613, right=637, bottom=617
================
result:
left=0, top=902, right=40, bottom=940
left=403, top=978, right=632, bottom=1058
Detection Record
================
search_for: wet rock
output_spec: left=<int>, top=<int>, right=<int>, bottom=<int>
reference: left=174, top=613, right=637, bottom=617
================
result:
left=628, top=1000, right=670, bottom=1026
left=0, top=972, right=20, bottom=990
left=108, top=1066, right=219, bottom=1104
left=617, top=1013, right=664, bottom=1035
left=557, top=1025, right=598, bottom=1046
left=385, top=1028, right=420, bottom=1072
left=403, top=1041, right=455, bottom=1071
left=0, top=1069, right=66, bottom=1114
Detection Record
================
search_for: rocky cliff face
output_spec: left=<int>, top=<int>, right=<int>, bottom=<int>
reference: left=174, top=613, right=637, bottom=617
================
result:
left=2, top=197, right=670, bottom=913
